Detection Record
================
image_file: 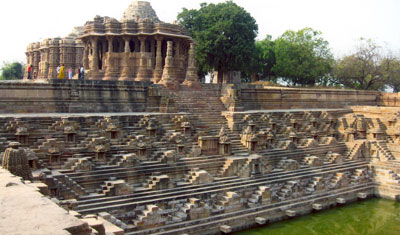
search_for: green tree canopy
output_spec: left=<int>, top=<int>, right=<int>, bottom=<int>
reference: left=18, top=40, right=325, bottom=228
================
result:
left=254, top=35, right=276, bottom=82
left=0, top=62, right=24, bottom=80
left=177, top=1, right=258, bottom=77
left=382, top=56, right=400, bottom=92
left=273, top=28, right=334, bottom=86
left=333, top=39, right=388, bottom=91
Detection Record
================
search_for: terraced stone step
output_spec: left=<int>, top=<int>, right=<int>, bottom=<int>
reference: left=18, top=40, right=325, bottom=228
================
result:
left=75, top=160, right=368, bottom=213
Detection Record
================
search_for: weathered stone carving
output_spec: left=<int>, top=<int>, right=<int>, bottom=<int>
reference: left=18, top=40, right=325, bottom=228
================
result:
left=1, top=142, right=32, bottom=180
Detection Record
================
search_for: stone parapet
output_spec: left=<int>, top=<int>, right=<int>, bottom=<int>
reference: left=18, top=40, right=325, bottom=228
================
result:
left=0, top=80, right=171, bottom=113
left=221, top=84, right=379, bottom=111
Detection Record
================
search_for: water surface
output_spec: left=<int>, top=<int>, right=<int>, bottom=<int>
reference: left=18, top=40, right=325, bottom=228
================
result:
left=235, top=198, right=400, bottom=235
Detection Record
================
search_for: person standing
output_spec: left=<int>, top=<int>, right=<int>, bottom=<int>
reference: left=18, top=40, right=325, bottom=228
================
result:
left=79, top=65, right=85, bottom=80
left=68, top=67, right=73, bottom=79
left=56, top=65, right=61, bottom=78
left=58, top=64, right=64, bottom=79
left=27, top=65, right=32, bottom=79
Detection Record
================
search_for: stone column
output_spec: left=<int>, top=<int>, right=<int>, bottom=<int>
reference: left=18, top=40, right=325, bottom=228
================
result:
left=183, top=43, right=200, bottom=87
left=134, top=38, right=140, bottom=52
left=120, top=37, right=131, bottom=80
left=158, top=41, right=178, bottom=88
left=47, top=39, right=60, bottom=79
left=150, top=39, right=155, bottom=67
left=175, top=40, right=180, bottom=56
left=104, top=36, right=114, bottom=80
left=136, top=36, right=150, bottom=81
left=33, top=50, right=40, bottom=78
left=90, top=38, right=98, bottom=71
left=154, top=36, right=163, bottom=82
left=83, top=43, right=89, bottom=69
left=107, top=37, right=113, bottom=53
left=140, top=36, right=146, bottom=53
left=151, top=39, right=155, bottom=55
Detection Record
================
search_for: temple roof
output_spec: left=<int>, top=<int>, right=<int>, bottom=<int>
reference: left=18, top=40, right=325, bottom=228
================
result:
left=121, top=1, right=160, bottom=22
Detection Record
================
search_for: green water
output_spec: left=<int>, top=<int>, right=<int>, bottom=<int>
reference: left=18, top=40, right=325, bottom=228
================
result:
left=235, top=198, right=400, bottom=235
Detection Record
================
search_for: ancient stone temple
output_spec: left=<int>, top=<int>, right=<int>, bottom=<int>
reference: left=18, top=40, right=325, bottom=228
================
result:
left=25, top=27, right=84, bottom=79
left=25, top=1, right=194, bottom=84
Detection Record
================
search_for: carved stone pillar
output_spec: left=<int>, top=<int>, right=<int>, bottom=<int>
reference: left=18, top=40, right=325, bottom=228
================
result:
left=120, top=37, right=131, bottom=80
left=158, top=41, right=178, bottom=88
left=104, top=36, right=115, bottom=80
left=183, top=42, right=200, bottom=87
left=90, top=38, right=98, bottom=71
left=175, top=40, right=180, bottom=56
left=83, top=43, right=89, bottom=69
left=154, top=36, right=163, bottom=82
left=47, top=39, right=60, bottom=79
left=136, top=36, right=150, bottom=81
left=140, top=36, right=146, bottom=53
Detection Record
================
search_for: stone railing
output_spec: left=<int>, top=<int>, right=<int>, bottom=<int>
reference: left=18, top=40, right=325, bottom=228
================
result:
left=221, top=84, right=379, bottom=111
left=0, top=80, right=171, bottom=113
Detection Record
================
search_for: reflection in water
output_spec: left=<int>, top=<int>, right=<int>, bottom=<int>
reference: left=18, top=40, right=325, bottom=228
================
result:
left=235, top=198, right=400, bottom=235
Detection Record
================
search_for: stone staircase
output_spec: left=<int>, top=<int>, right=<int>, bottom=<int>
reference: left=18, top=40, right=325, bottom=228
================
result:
left=277, top=180, right=299, bottom=201
left=247, top=186, right=271, bottom=207
left=305, top=176, right=324, bottom=194
left=371, top=141, right=396, bottom=161
left=170, top=85, right=249, bottom=154
left=329, top=172, right=349, bottom=189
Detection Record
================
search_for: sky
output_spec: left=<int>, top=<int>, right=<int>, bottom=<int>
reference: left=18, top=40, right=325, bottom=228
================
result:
left=0, top=0, right=399, bottom=66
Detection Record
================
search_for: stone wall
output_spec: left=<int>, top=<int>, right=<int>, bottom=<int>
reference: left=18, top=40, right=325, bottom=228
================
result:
left=221, top=84, right=379, bottom=111
left=0, top=80, right=169, bottom=113
left=377, top=93, right=400, bottom=107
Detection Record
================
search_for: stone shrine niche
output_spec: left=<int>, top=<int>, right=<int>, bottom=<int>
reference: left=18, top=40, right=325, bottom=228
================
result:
left=309, top=117, right=319, bottom=128
left=290, top=119, right=298, bottom=130
left=344, top=128, right=356, bottom=142
left=24, top=148, right=39, bottom=170
left=87, top=137, right=110, bottom=162
left=37, top=138, right=65, bottom=166
left=96, top=116, right=121, bottom=139
left=368, top=127, right=384, bottom=140
left=127, top=135, right=151, bottom=160
left=168, top=132, right=187, bottom=156
left=106, top=122, right=120, bottom=140
left=15, top=127, right=29, bottom=145
left=181, top=121, right=192, bottom=136
left=288, top=131, right=298, bottom=144
left=218, top=127, right=231, bottom=156
left=198, top=136, right=219, bottom=156
left=353, top=115, right=367, bottom=139
left=266, top=130, right=275, bottom=149
left=64, top=126, right=77, bottom=143
left=240, top=123, right=258, bottom=152
left=51, top=118, right=81, bottom=143
left=256, top=130, right=268, bottom=151
left=388, top=115, right=397, bottom=127
left=145, top=118, right=161, bottom=138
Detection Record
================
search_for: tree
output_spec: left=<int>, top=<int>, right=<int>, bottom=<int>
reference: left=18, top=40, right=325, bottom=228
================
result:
left=254, top=35, right=276, bottom=82
left=273, top=28, right=334, bottom=86
left=333, top=39, right=388, bottom=91
left=381, top=56, right=400, bottom=92
left=177, top=1, right=258, bottom=79
left=0, top=62, right=24, bottom=80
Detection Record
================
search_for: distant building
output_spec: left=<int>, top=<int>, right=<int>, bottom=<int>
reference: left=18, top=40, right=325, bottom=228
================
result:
left=25, top=1, right=194, bottom=83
